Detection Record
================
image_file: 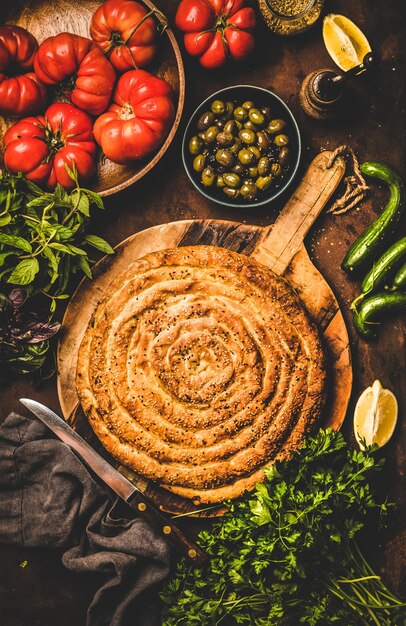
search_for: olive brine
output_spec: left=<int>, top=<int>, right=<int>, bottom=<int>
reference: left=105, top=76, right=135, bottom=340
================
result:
left=188, top=98, right=291, bottom=202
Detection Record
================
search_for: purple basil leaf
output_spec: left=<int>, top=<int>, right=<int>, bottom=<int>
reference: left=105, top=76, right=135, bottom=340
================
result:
left=25, top=320, right=61, bottom=343
left=8, top=289, right=27, bottom=308
left=12, top=320, right=61, bottom=343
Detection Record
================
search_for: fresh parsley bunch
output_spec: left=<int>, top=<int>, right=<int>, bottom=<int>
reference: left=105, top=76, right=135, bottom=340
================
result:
left=161, top=429, right=405, bottom=625
left=0, top=168, right=113, bottom=312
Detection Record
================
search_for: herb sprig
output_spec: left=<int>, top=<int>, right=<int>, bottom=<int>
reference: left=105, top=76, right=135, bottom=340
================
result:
left=0, top=167, right=113, bottom=312
left=0, top=168, right=114, bottom=380
left=0, top=289, right=60, bottom=383
left=161, top=429, right=405, bottom=625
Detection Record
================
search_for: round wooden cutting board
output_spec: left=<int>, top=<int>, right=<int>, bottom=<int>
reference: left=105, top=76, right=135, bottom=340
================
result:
left=57, top=151, right=352, bottom=516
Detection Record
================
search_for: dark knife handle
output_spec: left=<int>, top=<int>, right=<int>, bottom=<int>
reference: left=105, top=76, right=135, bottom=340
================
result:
left=126, top=490, right=207, bottom=567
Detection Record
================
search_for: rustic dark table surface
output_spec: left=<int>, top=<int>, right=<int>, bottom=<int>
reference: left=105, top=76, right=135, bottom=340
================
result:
left=0, top=0, right=405, bottom=624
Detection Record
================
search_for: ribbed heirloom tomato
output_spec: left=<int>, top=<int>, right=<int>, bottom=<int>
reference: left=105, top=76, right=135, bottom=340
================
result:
left=90, top=0, right=158, bottom=73
left=33, top=33, right=116, bottom=116
left=93, top=69, right=175, bottom=164
left=175, top=0, right=256, bottom=69
left=4, top=103, right=97, bottom=190
left=0, top=25, right=47, bottom=117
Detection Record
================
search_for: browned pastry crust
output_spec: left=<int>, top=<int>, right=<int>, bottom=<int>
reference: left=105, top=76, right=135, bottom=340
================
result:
left=76, top=246, right=327, bottom=504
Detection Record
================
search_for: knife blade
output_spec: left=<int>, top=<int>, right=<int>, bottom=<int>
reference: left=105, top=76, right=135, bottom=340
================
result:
left=20, top=398, right=207, bottom=567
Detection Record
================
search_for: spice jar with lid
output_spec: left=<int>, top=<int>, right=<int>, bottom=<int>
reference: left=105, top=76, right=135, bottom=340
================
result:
left=258, top=0, right=324, bottom=36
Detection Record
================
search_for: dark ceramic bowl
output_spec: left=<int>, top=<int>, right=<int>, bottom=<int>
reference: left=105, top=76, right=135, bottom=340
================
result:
left=182, top=85, right=301, bottom=209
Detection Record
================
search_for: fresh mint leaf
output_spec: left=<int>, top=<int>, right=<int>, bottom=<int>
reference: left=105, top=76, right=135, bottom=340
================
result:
left=77, top=255, right=92, bottom=279
left=49, top=242, right=76, bottom=255
left=0, top=233, right=32, bottom=253
left=65, top=244, right=87, bottom=256
left=0, top=214, right=11, bottom=227
left=0, top=252, right=13, bottom=267
left=84, top=189, right=105, bottom=209
left=64, top=162, right=78, bottom=184
left=83, top=235, right=114, bottom=254
left=71, top=190, right=90, bottom=217
left=7, top=258, right=40, bottom=285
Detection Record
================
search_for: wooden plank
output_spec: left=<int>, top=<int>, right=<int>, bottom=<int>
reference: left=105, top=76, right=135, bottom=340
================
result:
left=250, top=151, right=346, bottom=273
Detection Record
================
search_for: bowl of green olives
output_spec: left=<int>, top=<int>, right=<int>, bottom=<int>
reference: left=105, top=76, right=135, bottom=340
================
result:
left=182, top=85, right=301, bottom=208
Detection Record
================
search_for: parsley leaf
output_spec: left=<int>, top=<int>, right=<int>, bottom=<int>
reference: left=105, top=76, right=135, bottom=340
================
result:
left=161, top=429, right=405, bottom=625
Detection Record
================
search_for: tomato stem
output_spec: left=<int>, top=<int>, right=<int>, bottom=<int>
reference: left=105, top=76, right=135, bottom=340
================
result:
left=118, top=101, right=134, bottom=120
left=123, top=8, right=166, bottom=45
left=55, top=73, right=77, bottom=102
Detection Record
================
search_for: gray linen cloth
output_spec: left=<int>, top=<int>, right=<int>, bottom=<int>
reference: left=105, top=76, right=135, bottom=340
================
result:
left=0, top=412, right=171, bottom=626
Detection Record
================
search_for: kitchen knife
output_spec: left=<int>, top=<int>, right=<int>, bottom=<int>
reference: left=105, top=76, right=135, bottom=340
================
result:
left=20, top=398, right=207, bottom=567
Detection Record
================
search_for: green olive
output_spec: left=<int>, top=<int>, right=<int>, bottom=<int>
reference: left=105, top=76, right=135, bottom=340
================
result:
left=205, top=125, right=220, bottom=143
left=271, top=162, right=282, bottom=177
left=233, top=106, right=247, bottom=122
left=248, top=166, right=258, bottom=178
left=256, top=131, right=270, bottom=151
left=221, top=101, right=234, bottom=120
left=215, top=149, right=234, bottom=167
left=224, top=119, right=239, bottom=135
left=258, top=156, right=271, bottom=176
left=216, top=131, right=234, bottom=147
left=216, top=175, right=225, bottom=188
left=240, top=181, right=257, bottom=200
left=223, top=187, right=239, bottom=198
left=197, top=111, right=215, bottom=131
left=201, top=166, right=215, bottom=186
left=248, top=108, right=265, bottom=126
left=189, top=135, right=203, bottom=155
left=238, top=148, right=255, bottom=165
left=243, top=120, right=258, bottom=131
left=230, top=138, right=243, bottom=154
left=256, top=175, right=273, bottom=190
left=193, top=154, right=206, bottom=173
left=248, top=146, right=261, bottom=160
left=274, top=134, right=289, bottom=147
left=232, top=162, right=246, bottom=175
left=223, top=172, right=241, bottom=188
left=279, top=147, right=290, bottom=164
left=260, top=106, right=271, bottom=120
left=242, top=100, right=255, bottom=110
left=239, top=128, right=256, bottom=145
left=211, top=99, right=226, bottom=115
left=267, top=118, right=286, bottom=134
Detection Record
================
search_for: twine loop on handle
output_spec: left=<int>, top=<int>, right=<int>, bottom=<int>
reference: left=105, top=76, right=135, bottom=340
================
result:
left=326, top=145, right=369, bottom=214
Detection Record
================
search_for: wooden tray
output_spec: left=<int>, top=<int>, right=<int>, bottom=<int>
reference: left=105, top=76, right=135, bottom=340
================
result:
left=0, top=0, right=185, bottom=196
left=58, top=151, right=352, bottom=516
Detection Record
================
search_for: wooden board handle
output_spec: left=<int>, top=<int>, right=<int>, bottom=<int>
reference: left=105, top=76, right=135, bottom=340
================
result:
left=250, top=151, right=346, bottom=274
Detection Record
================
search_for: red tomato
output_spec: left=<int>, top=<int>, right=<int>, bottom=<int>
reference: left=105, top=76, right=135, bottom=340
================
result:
left=90, top=0, right=158, bottom=73
left=4, top=103, right=97, bottom=190
left=93, top=69, right=175, bottom=164
left=175, top=0, right=256, bottom=69
left=33, top=33, right=116, bottom=116
left=0, top=25, right=47, bottom=117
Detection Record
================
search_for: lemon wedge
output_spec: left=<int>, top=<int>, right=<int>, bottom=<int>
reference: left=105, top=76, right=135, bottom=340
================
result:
left=354, top=380, right=398, bottom=449
left=323, top=14, right=372, bottom=72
